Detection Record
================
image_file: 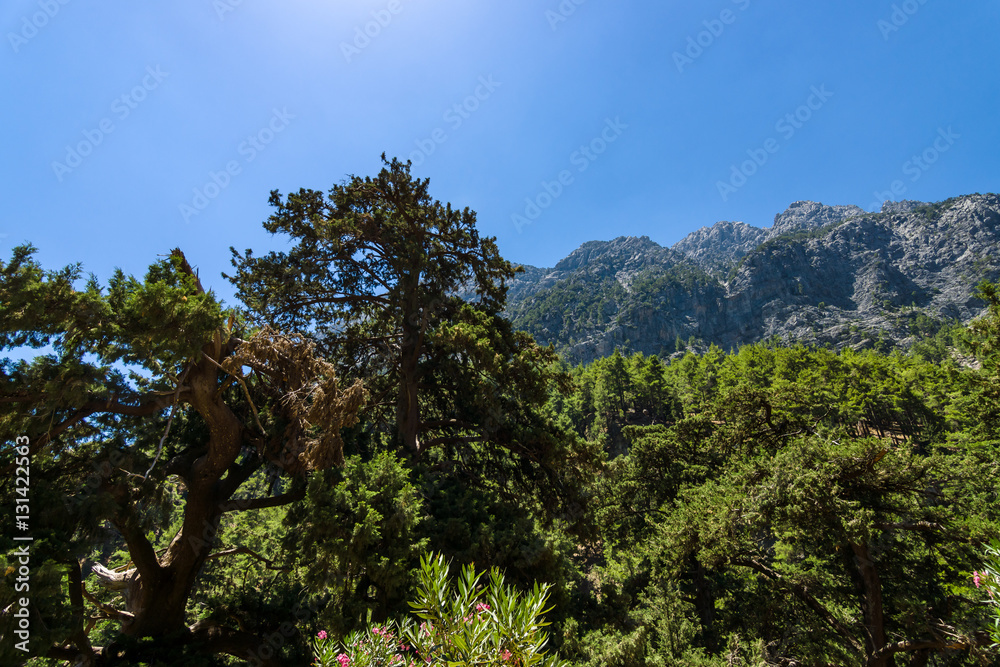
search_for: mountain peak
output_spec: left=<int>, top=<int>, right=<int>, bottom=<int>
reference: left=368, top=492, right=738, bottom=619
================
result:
left=880, top=199, right=927, bottom=214
left=505, top=193, right=1000, bottom=363
left=771, top=200, right=865, bottom=235
left=671, top=200, right=867, bottom=275
left=553, top=235, right=666, bottom=272
left=671, top=220, right=766, bottom=276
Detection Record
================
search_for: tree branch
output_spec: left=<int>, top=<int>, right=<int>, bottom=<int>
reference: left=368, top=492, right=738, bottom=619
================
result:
left=205, top=546, right=290, bottom=572
left=171, top=248, right=206, bottom=294
left=82, top=573, right=136, bottom=621
left=420, top=418, right=478, bottom=430
left=876, top=521, right=946, bottom=532
left=67, top=559, right=98, bottom=664
left=3, top=392, right=178, bottom=475
left=219, top=486, right=306, bottom=514
left=145, top=364, right=192, bottom=479
left=108, top=516, right=162, bottom=584
left=279, top=293, right=391, bottom=314
left=868, top=633, right=991, bottom=663
left=201, top=351, right=265, bottom=435
left=733, top=558, right=864, bottom=656
left=217, top=453, right=265, bottom=503
left=188, top=623, right=286, bottom=667
left=420, top=435, right=487, bottom=449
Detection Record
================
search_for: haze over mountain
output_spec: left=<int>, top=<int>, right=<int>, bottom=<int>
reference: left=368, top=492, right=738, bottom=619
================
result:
left=505, top=193, right=1000, bottom=363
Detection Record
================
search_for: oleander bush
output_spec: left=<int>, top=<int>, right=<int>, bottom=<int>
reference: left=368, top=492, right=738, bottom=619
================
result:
left=312, top=553, right=568, bottom=667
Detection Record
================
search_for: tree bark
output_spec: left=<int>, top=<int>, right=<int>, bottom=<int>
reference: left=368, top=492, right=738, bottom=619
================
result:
left=189, top=623, right=288, bottom=667
left=397, top=273, right=424, bottom=453
left=848, top=541, right=893, bottom=667
left=88, top=336, right=247, bottom=642
left=692, top=558, right=717, bottom=653
left=67, top=560, right=98, bottom=666
left=734, top=557, right=863, bottom=658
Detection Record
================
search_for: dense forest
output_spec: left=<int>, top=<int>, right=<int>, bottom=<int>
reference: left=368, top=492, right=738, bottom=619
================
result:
left=3, top=158, right=1000, bottom=666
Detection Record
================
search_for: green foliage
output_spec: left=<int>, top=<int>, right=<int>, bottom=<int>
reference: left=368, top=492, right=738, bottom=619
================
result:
left=227, top=155, right=515, bottom=448
left=964, top=281, right=1000, bottom=369
left=950, top=281, right=1000, bottom=445
left=593, top=349, right=630, bottom=422
left=8, top=172, right=1000, bottom=667
left=227, top=155, right=583, bottom=512
left=541, top=303, right=1000, bottom=665
left=285, top=451, right=427, bottom=636
left=973, top=541, right=1000, bottom=647
left=0, top=245, right=222, bottom=373
left=912, top=197, right=960, bottom=223
left=313, top=553, right=568, bottom=667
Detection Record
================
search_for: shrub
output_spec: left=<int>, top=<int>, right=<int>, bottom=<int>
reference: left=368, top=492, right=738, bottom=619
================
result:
left=312, top=553, right=568, bottom=666
left=975, top=541, right=1000, bottom=647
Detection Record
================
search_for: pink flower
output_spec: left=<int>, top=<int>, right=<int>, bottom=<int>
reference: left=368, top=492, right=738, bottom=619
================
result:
left=336, top=653, right=350, bottom=667
left=975, top=571, right=982, bottom=588
left=475, top=602, right=491, bottom=613
left=317, top=630, right=328, bottom=640
left=501, top=649, right=512, bottom=661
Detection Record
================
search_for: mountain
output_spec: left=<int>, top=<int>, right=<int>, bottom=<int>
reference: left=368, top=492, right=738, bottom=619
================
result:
left=669, top=201, right=868, bottom=277
left=669, top=220, right=766, bottom=278
left=505, top=193, right=1000, bottom=363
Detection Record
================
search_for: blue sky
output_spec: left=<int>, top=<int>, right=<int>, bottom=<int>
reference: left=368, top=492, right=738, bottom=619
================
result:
left=2, top=1, right=998, bottom=305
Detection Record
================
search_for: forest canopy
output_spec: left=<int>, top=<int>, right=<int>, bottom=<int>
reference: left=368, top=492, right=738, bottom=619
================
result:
left=2, top=159, right=1000, bottom=666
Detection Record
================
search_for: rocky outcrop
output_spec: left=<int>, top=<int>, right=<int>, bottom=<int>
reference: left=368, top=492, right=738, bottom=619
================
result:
left=670, top=200, right=866, bottom=277
left=671, top=221, right=766, bottom=277
left=770, top=200, right=866, bottom=236
left=505, top=194, right=1000, bottom=363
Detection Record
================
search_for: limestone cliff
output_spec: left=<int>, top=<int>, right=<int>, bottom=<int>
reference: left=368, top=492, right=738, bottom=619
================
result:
left=506, top=194, right=1000, bottom=363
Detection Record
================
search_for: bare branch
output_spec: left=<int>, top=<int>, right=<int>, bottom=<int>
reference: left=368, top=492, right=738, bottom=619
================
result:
left=83, top=567, right=139, bottom=628
left=869, top=633, right=991, bottom=662
left=188, top=623, right=286, bottom=667
left=145, top=364, right=193, bottom=479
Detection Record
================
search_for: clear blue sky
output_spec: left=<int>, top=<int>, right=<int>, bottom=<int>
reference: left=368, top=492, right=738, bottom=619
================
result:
left=2, top=1, right=998, bottom=305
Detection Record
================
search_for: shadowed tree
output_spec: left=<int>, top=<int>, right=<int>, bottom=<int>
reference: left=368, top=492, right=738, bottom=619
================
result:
left=227, top=156, right=589, bottom=500
left=0, top=247, right=365, bottom=666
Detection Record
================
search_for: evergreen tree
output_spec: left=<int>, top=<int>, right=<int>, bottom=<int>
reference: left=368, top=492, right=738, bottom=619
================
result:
left=227, top=157, right=589, bottom=511
left=0, top=247, right=365, bottom=665
left=228, top=157, right=571, bottom=462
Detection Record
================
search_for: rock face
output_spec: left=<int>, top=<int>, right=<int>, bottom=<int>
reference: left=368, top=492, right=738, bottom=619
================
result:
left=670, top=200, right=866, bottom=277
left=505, top=194, right=1000, bottom=363
left=770, top=201, right=866, bottom=236
left=670, top=221, right=766, bottom=277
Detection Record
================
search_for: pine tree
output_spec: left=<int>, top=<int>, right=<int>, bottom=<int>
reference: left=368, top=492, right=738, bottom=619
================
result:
left=0, top=247, right=365, bottom=665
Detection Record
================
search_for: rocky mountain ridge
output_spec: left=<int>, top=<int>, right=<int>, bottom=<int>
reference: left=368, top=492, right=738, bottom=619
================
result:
left=505, top=193, right=1000, bottom=363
